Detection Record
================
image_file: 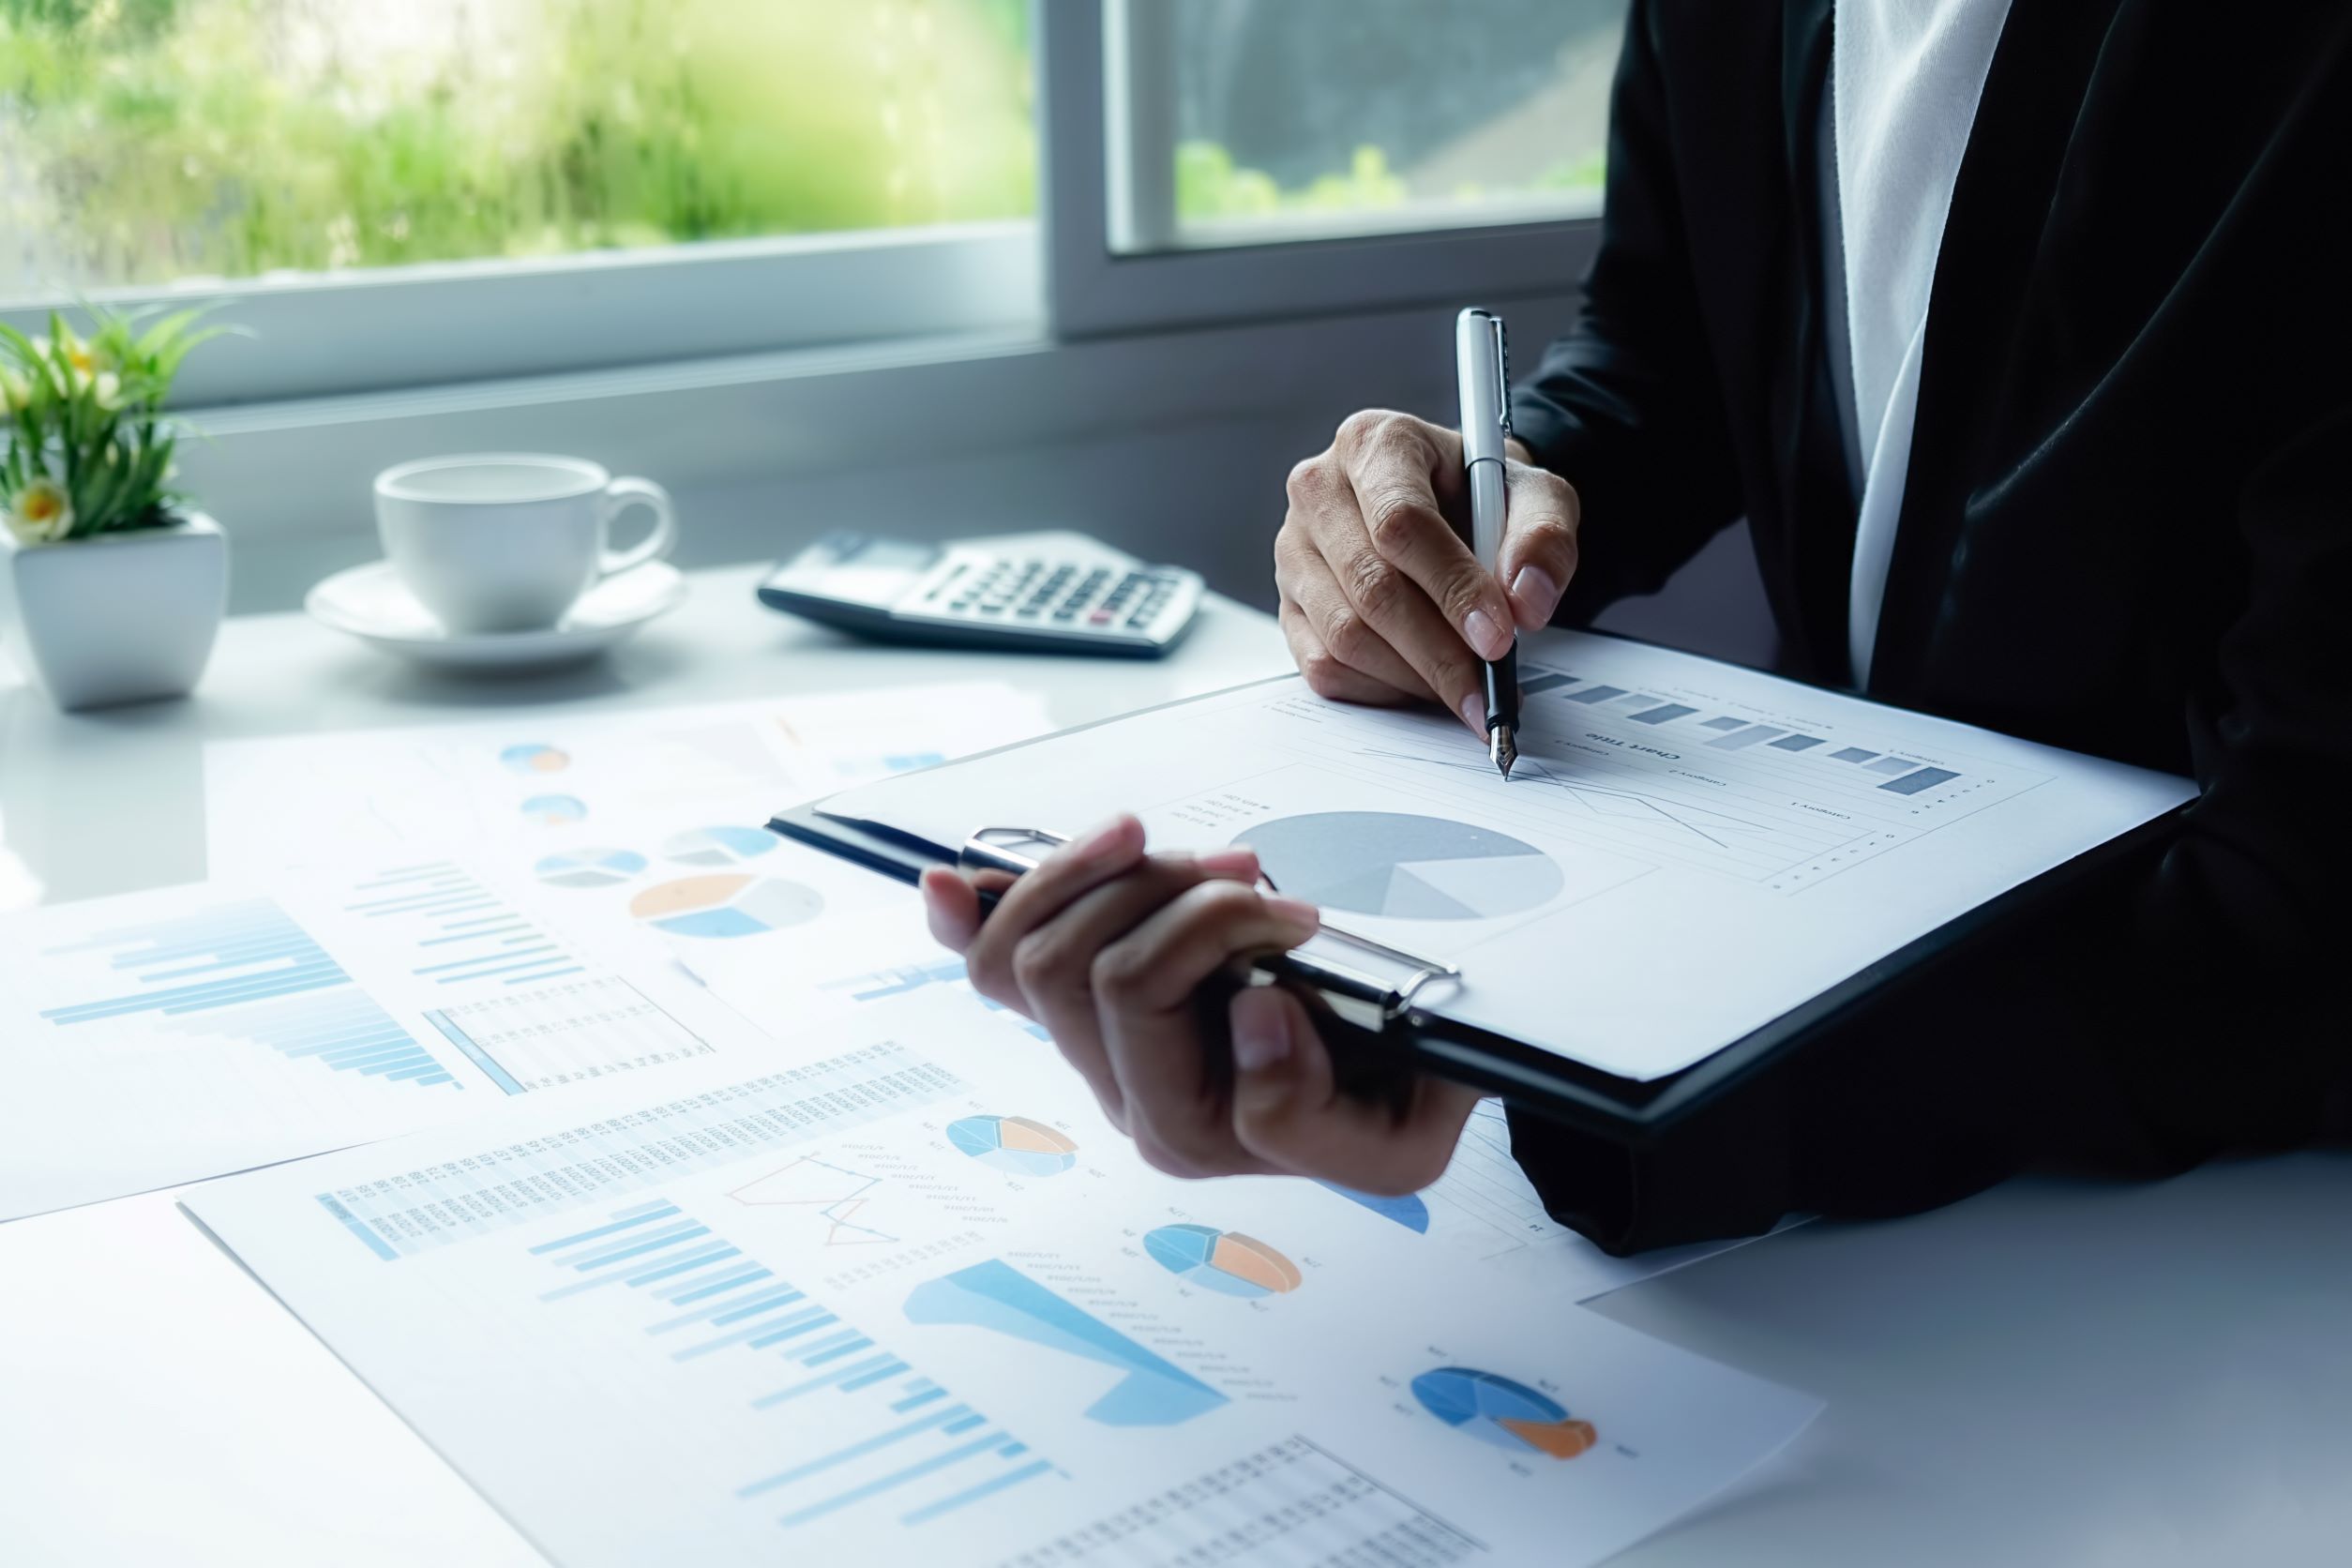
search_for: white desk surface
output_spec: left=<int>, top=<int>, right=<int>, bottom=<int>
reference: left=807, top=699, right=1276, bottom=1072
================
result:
left=3, top=564, right=2346, bottom=1567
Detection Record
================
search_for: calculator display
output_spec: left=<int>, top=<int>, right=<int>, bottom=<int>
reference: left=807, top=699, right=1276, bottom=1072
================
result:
left=799, top=535, right=936, bottom=608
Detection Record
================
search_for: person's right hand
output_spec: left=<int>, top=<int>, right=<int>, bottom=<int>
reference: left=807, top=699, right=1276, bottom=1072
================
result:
left=1275, top=410, right=1581, bottom=734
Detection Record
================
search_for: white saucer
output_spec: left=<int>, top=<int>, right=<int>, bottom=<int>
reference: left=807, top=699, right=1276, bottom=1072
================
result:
left=306, top=560, right=687, bottom=671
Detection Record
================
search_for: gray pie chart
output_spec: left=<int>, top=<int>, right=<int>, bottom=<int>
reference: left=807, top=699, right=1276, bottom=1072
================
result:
left=1235, top=812, right=1564, bottom=921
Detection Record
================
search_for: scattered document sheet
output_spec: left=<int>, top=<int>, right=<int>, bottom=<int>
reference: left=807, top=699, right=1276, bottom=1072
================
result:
left=0, top=860, right=771, bottom=1222
left=820, top=630, right=2197, bottom=1081
left=204, top=682, right=1054, bottom=969
left=685, top=878, right=1791, bottom=1302
left=186, top=989, right=1820, bottom=1568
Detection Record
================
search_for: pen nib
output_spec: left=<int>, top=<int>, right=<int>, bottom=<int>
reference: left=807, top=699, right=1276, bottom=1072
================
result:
left=1489, top=725, right=1517, bottom=780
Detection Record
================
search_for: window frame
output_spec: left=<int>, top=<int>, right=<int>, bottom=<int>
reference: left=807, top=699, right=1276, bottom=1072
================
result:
left=1, top=221, right=1041, bottom=409
left=1042, top=0, right=1606, bottom=339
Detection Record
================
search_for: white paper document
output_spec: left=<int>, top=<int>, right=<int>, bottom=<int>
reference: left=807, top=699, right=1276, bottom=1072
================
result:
left=204, top=682, right=1054, bottom=965
left=186, top=990, right=1819, bottom=1568
left=823, top=630, right=2197, bottom=1080
left=685, top=882, right=1788, bottom=1302
left=0, top=861, right=772, bottom=1222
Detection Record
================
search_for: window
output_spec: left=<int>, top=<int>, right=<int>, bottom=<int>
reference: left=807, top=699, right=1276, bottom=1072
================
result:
left=1048, top=0, right=1619, bottom=337
left=1120, top=0, right=1618, bottom=253
left=0, top=0, right=1040, bottom=400
left=1, top=2, right=1620, bottom=400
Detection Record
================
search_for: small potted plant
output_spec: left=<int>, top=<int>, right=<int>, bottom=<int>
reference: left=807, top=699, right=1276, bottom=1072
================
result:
left=0, top=308, right=229, bottom=710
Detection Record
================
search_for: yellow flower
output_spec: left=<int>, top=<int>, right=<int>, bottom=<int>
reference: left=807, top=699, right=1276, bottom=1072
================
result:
left=0, top=368, right=28, bottom=415
left=5, top=478, right=74, bottom=546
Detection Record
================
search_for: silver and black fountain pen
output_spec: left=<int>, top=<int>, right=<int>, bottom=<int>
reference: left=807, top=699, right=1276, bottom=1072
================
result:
left=1456, top=308, right=1518, bottom=779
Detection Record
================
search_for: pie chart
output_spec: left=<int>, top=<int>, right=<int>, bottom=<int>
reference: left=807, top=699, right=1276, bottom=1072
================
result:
left=1410, top=1367, right=1598, bottom=1459
left=534, top=848, right=648, bottom=889
left=948, top=1115, right=1078, bottom=1177
left=1144, top=1225, right=1303, bottom=1299
left=662, top=825, right=780, bottom=867
left=501, top=744, right=571, bottom=775
left=628, top=874, right=822, bottom=939
left=520, top=793, right=587, bottom=825
left=1236, top=812, right=1562, bottom=921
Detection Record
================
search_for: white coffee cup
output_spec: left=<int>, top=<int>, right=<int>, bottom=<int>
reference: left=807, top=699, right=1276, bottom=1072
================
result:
left=373, top=454, right=678, bottom=634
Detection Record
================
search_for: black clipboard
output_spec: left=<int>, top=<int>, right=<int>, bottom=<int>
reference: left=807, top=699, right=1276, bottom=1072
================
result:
left=768, top=794, right=2186, bottom=1149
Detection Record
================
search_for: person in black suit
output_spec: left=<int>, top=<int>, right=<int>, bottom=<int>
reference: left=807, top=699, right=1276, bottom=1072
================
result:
left=921, top=1, right=2352, bottom=1249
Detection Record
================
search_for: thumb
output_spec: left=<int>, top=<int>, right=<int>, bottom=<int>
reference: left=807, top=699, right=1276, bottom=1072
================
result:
left=1229, top=985, right=1334, bottom=1139
left=1500, top=462, right=1581, bottom=630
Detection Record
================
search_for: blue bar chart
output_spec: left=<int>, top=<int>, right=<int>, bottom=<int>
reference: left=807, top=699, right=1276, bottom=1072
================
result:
left=38, top=897, right=458, bottom=1091
left=340, top=860, right=587, bottom=988
left=1516, top=664, right=1980, bottom=800
left=529, top=1199, right=1054, bottom=1532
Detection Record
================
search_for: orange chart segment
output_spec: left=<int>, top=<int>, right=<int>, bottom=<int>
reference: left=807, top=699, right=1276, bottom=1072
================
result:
left=1500, top=1414, right=1598, bottom=1458
left=1209, top=1234, right=1304, bottom=1294
left=998, top=1118, right=1077, bottom=1156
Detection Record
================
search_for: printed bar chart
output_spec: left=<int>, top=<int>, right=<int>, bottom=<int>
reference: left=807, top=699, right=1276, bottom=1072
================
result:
left=38, top=897, right=458, bottom=1091
left=906, top=1259, right=1228, bottom=1427
left=342, top=860, right=586, bottom=988
left=529, top=1199, right=1053, bottom=1532
left=309, top=1043, right=961, bottom=1259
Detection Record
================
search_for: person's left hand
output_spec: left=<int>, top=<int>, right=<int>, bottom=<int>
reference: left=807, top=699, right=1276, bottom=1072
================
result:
left=919, top=814, right=1480, bottom=1194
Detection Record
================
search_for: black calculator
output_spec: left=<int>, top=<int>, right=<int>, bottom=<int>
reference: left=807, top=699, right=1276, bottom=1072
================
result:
left=757, top=532, right=1204, bottom=657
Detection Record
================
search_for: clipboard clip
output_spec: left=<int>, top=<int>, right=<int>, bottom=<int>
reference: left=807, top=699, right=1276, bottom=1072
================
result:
left=960, top=826, right=1462, bottom=1033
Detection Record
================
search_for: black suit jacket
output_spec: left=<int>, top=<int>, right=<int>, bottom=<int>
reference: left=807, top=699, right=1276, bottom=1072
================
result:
left=1503, top=0, right=2352, bottom=1251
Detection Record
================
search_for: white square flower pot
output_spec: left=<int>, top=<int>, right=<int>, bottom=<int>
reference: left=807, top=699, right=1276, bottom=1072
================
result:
left=0, top=512, right=228, bottom=711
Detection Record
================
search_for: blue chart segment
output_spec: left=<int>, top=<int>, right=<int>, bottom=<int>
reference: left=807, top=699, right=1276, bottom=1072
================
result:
left=534, top=848, right=647, bottom=889
left=1143, top=1226, right=1303, bottom=1300
left=947, top=1116, right=1078, bottom=1178
left=1319, top=1182, right=1430, bottom=1234
left=1410, top=1367, right=1598, bottom=1460
left=500, top=744, right=571, bottom=775
left=521, top=793, right=587, bottom=825
left=906, top=1259, right=1228, bottom=1427
left=530, top=1199, right=1053, bottom=1530
left=344, top=860, right=586, bottom=988
left=662, top=825, right=780, bottom=867
left=37, top=897, right=458, bottom=1090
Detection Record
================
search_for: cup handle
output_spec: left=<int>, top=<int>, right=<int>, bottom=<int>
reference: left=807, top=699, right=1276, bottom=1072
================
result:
left=596, top=476, right=677, bottom=577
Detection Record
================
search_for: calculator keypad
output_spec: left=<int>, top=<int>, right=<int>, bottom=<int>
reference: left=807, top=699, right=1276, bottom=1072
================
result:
left=936, top=557, right=1181, bottom=634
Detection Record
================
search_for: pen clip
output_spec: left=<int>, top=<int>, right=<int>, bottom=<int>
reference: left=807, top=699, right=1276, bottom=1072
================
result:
left=1485, top=313, right=1511, bottom=444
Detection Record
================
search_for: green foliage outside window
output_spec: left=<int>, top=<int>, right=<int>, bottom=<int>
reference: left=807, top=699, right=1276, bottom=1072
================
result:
left=1175, top=141, right=1605, bottom=224
left=0, top=0, right=1035, bottom=288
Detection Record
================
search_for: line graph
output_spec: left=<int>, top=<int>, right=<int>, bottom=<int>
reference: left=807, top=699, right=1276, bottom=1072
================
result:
left=730, top=1155, right=898, bottom=1247
left=1360, top=746, right=1774, bottom=852
left=1289, top=686, right=2046, bottom=891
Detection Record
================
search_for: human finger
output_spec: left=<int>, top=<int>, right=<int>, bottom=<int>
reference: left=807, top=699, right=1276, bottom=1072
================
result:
left=1275, top=539, right=1432, bottom=703
left=1229, top=987, right=1481, bottom=1195
left=1006, top=849, right=1260, bottom=1129
left=1339, top=412, right=1515, bottom=661
left=1279, top=598, right=1420, bottom=707
left=1092, top=881, right=1319, bottom=1178
left=1499, top=460, right=1582, bottom=630
left=959, top=815, right=1146, bottom=1011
